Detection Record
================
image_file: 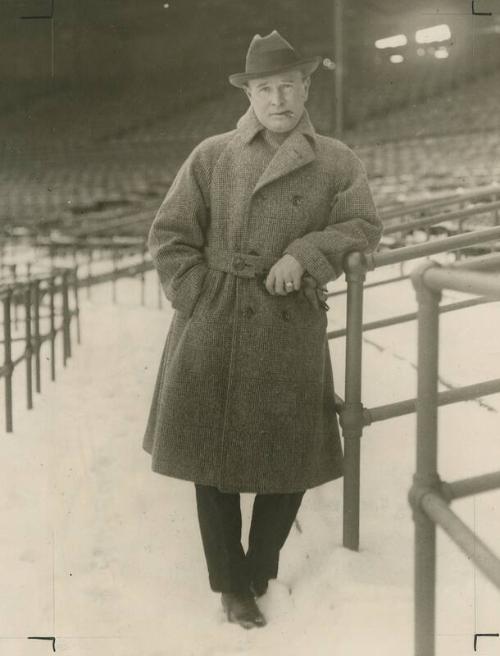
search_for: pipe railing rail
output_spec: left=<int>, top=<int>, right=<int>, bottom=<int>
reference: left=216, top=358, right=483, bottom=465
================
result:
left=334, top=225, right=500, bottom=551
left=72, top=208, right=154, bottom=237
left=0, top=267, right=79, bottom=433
left=379, top=183, right=500, bottom=221
left=383, top=199, right=500, bottom=237
left=0, top=203, right=157, bottom=245
left=329, top=295, right=495, bottom=339
left=363, top=377, right=500, bottom=425
left=328, top=203, right=500, bottom=302
left=77, top=257, right=156, bottom=306
left=1, top=237, right=161, bottom=309
left=0, top=239, right=165, bottom=434
left=367, top=225, right=500, bottom=269
left=409, top=257, right=500, bottom=656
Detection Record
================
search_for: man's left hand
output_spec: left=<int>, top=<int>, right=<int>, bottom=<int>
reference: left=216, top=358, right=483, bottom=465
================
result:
left=265, top=254, right=305, bottom=295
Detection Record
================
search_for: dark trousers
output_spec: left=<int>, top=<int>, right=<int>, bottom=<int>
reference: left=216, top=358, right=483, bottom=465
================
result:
left=195, top=483, right=304, bottom=594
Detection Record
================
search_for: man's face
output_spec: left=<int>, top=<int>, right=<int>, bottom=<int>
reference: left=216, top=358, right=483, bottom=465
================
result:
left=245, top=69, right=310, bottom=133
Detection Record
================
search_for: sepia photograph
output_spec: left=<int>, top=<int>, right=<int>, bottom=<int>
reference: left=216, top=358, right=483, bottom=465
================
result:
left=1, top=1, right=500, bottom=654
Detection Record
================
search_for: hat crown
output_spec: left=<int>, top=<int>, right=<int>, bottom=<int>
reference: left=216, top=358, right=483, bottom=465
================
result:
left=245, top=30, right=301, bottom=75
left=228, top=30, right=321, bottom=88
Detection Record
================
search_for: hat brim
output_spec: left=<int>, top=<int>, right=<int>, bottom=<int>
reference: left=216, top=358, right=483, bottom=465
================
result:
left=228, top=56, right=322, bottom=88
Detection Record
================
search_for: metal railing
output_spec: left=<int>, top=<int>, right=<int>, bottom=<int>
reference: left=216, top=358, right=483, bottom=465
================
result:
left=409, top=255, right=500, bottom=656
left=384, top=198, right=500, bottom=242
left=379, top=183, right=500, bottom=221
left=1, top=237, right=159, bottom=309
left=0, top=267, right=79, bottom=432
left=327, top=202, right=500, bottom=304
left=334, top=224, right=500, bottom=551
left=0, top=234, right=165, bottom=434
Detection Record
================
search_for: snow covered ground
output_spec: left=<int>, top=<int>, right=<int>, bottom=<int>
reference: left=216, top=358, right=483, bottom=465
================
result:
left=1, top=268, right=499, bottom=656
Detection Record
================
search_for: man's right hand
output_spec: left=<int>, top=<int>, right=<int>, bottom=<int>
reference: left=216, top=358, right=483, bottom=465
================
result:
left=265, top=254, right=305, bottom=295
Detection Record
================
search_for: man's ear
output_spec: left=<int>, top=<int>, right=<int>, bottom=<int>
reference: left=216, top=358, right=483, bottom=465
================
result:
left=243, top=84, right=252, bottom=102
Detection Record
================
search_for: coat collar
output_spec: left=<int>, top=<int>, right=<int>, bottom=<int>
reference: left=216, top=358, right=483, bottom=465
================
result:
left=236, top=106, right=317, bottom=145
left=236, top=107, right=317, bottom=194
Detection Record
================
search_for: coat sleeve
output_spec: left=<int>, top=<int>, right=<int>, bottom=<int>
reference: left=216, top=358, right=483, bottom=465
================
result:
left=147, top=146, right=210, bottom=316
left=283, top=149, right=382, bottom=285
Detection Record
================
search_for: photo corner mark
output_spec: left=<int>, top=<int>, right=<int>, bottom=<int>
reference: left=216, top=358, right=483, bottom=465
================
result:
left=471, top=1, right=493, bottom=16
left=27, top=636, right=56, bottom=652
left=474, top=633, right=500, bottom=652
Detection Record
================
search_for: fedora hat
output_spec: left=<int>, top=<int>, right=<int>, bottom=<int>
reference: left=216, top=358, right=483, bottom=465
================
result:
left=229, top=30, right=322, bottom=88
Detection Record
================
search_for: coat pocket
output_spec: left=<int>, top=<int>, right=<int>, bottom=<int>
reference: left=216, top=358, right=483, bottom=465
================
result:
left=190, top=268, right=224, bottom=320
left=170, top=263, right=209, bottom=318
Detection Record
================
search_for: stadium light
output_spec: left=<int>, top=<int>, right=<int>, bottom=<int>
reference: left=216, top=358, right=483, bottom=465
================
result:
left=375, top=34, right=408, bottom=49
left=390, top=54, right=404, bottom=64
left=434, top=47, right=449, bottom=59
left=415, top=24, right=451, bottom=44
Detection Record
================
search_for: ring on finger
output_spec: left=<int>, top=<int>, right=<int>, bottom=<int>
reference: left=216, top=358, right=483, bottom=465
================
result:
left=285, top=281, right=294, bottom=291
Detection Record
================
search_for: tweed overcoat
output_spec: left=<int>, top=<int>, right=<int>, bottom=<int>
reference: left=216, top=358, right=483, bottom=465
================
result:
left=143, top=107, right=382, bottom=493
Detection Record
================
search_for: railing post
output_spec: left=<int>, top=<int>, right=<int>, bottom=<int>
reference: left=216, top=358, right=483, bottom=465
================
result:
left=409, top=261, right=442, bottom=656
left=112, top=248, right=118, bottom=304
left=33, top=279, right=41, bottom=394
left=62, top=270, right=71, bottom=365
left=24, top=283, right=33, bottom=410
left=11, top=264, right=18, bottom=330
left=86, top=248, right=93, bottom=299
left=49, top=275, right=56, bottom=381
left=341, top=252, right=367, bottom=551
left=72, top=266, right=81, bottom=345
left=3, top=289, right=14, bottom=432
left=49, top=242, right=55, bottom=269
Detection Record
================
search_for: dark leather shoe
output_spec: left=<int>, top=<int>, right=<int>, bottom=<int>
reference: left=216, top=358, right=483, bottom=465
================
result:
left=221, top=592, right=267, bottom=629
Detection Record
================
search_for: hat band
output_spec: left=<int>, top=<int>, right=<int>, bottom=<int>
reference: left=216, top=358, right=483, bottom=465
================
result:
left=245, top=49, right=301, bottom=74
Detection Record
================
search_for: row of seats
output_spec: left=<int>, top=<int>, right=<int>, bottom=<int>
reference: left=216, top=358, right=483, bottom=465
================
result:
left=345, top=69, right=500, bottom=145
left=1, top=68, right=499, bottom=233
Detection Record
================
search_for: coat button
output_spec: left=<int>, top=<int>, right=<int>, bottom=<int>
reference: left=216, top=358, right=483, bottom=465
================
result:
left=243, top=306, right=255, bottom=319
left=292, top=195, right=302, bottom=206
left=233, top=257, right=246, bottom=271
left=281, top=310, right=291, bottom=322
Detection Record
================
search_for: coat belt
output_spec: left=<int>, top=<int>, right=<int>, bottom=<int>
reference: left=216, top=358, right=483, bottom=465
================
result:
left=204, top=248, right=277, bottom=279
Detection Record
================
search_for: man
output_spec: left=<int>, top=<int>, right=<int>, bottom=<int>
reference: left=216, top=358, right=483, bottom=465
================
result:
left=143, top=31, right=382, bottom=629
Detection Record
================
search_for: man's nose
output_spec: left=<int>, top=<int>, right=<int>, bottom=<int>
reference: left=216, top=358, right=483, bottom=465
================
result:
left=270, top=88, right=285, bottom=105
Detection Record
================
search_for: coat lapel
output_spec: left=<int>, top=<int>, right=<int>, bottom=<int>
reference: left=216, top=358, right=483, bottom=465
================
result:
left=235, top=107, right=317, bottom=195
left=253, top=131, right=316, bottom=194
